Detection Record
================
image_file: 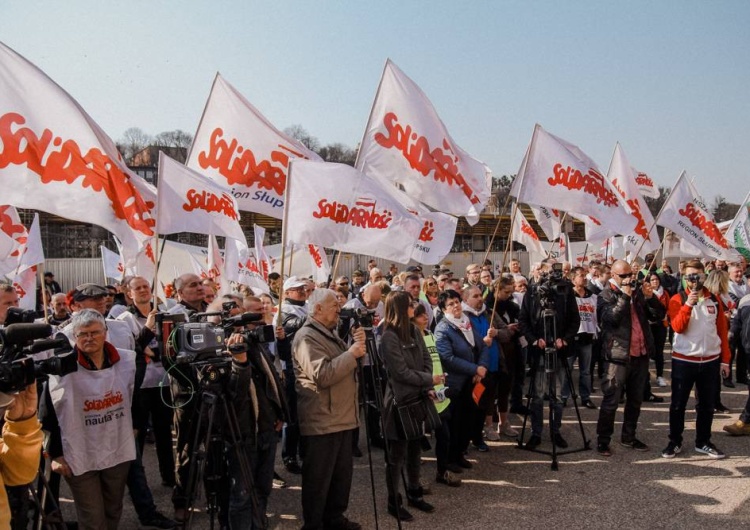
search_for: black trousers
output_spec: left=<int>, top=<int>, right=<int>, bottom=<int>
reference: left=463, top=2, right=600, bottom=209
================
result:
left=596, top=356, right=649, bottom=446
left=447, top=384, right=474, bottom=462
left=300, top=429, right=355, bottom=530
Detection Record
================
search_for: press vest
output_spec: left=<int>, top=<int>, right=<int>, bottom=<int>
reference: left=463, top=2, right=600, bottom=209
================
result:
left=424, top=333, right=450, bottom=414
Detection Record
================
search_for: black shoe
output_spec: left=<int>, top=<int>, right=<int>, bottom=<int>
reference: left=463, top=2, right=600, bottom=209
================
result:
left=456, top=456, right=473, bottom=469
left=525, top=435, right=542, bottom=449
left=420, top=436, right=432, bottom=452
left=646, top=394, right=664, bottom=403
left=620, top=438, right=649, bottom=451
left=406, top=487, right=435, bottom=513
left=371, top=437, right=387, bottom=450
left=283, top=457, right=303, bottom=475
left=161, top=477, right=176, bottom=487
left=561, top=398, right=568, bottom=408
left=597, top=443, right=612, bottom=457
left=326, top=516, right=363, bottom=530
left=352, top=446, right=363, bottom=458
left=553, top=433, right=568, bottom=449
left=715, top=403, right=731, bottom=413
left=140, top=512, right=178, bottom=529
left=583, top=400, right=598, bottom=410
left=445, top=462, right=463, bottom=474
left=387, top=496, right=414, bottom=522
left=723, top=378, right=736, bottom=388
left=510, top=404, right=531, bottom=415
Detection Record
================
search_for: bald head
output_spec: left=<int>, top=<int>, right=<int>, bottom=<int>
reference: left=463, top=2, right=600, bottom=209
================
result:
left=362, top=284, right=382, bottom=309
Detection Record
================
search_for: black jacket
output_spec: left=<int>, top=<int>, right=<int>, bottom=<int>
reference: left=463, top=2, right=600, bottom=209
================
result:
left=519, top=282, right=580, bottom=352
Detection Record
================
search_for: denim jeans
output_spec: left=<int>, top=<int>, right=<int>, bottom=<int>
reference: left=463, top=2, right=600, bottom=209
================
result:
left=229, top=430, right=280, bottom=530
left=562, top=341, right=592, bottom=402
left=669, top=358, right=720, bottom=447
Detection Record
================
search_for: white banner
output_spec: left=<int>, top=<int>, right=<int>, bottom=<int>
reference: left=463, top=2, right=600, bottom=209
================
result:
left=100, top=245, right=124, bottom=281
left=726, top=190, right=750, bottom=261
left=529, top=205, right=561, bottom=241
left=0, top=206, right=27, bottom=276
left=286, top=160, right=422, bottom=264
left=356, top=60, right=492, bottom=225
left=512, top=208, right=545, bottom=254
left=253, top=225, right=274, bottom=281
left=0, top=41, right=157, bottom=266
left=16, top=213, right=44, bottom=274
left=308, top=244, right=331, bottom=285
left=634, top=170, right=660, bottom=199
left=156, top=153, right=247, bottom=245
left=511, top=125, right=626, bottom=227
left=8, top=266, right=37, bottom=311
left=224, top=237, right=270, bottom=293
left=656, top=172, right=739, bottom=261
left=186, top=73, right=322, bottom=219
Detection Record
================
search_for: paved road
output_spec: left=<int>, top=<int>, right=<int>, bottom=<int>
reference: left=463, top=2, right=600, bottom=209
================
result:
left=59, top=353, right=750, bottom=529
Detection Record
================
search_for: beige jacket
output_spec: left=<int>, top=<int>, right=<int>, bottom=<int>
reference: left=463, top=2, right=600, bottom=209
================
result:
left=293, top=317, right=360, bottom=436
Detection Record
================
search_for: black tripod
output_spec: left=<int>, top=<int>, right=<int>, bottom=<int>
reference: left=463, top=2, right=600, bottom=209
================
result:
left=181, top=360, right=263, bottom=530
left=356, top=323, right=405, bottom=530
left=518, top=308, right=591, bottom=470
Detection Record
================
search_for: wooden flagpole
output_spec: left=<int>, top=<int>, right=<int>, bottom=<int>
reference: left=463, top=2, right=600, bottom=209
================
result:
left=39, top=267, right=49, bottom=324
left=277, top=161, right=294, bottom=312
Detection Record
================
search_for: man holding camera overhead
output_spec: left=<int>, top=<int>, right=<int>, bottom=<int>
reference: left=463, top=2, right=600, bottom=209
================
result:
left=595, top=259, right=665, bottom=456
left=661, top=259, right=730, bottom=459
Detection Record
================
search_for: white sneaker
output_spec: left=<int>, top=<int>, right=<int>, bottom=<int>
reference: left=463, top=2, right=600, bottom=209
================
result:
left=500, top=423, right=519, bottom=438
left=657, top=377, right=668, bottom=387
left=484, top=425, right=501, bottom=441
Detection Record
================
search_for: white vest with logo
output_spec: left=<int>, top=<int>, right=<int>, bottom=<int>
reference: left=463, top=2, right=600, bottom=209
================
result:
left=48, top=349, right=137, bottom=476
left=672, top=296, right=722, bottom=359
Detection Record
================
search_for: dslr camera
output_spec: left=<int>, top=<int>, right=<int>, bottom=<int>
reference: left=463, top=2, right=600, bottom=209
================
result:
left=340, top=306, right=376, bottom=329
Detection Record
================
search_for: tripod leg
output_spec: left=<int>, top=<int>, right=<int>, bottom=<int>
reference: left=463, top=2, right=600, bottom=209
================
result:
left=562, top=355, right=591, bottom=449
left=357, top=362, right=381, bottom=530
left=547, top=358, right=559, bottom=471
left=518, top=352, right=540, bottom=448
left=183, top=392, right=216, bottom=530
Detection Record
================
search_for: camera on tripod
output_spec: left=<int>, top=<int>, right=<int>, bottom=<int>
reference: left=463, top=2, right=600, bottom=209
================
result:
left=0, top=322, right=77, bottom=393
left=340, top=306, right=376, bottom=329
left=536, top=263, right=570, bottom=309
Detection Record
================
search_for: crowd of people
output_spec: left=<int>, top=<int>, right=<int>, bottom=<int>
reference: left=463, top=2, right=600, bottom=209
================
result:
left=1, top=252, right=750, bottom=529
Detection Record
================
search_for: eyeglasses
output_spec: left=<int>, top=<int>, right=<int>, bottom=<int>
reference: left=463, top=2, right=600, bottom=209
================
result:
left=337, top=282, right=349, bottom=286
left=615, top=272, right=633, bottom=279
left=426, top=281, right=437, bottom=286
left=76, top=330, right=105, bottom=339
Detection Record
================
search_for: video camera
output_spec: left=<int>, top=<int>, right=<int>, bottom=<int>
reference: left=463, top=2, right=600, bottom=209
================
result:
left=340, top=306, right=376, bottom=329
left=536, top=263, right=570, bottom=309
left=0, top=323, right=77, bottom=393
left=156, top=305, right=274, bottom=366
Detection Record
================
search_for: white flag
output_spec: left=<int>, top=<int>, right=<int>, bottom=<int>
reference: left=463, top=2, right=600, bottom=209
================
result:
left=224, top=237, right=270, bottom=294
left=601, top=144, right=659, bottom=255
left=726, top=190, right=750, bottom=261
left=512, top=125, right=626, bottom=225
left=15, top=213, right=44, bottom=274
left=286, top=160, right=423, bottom=264
left=356, top=60, right=492, bottom=225
left=512, top=209, right=545, bottom=254
left=529, top=205, right=561, bottom=241
left=307, top=245, right=331, bottom=285
left=253, top=225, right=274, bottom=282
left=558, top=233, right=573, bottom=265
left=0, top=205, right=28, bottom=276
left=8, top=266, right=37, bottom=311
left=188, top=254, right=211, bottom=280
left=656, top=172, right=739, bottom=261
left=0, top=41, right=157, bottom=265
left=156, top=153, right=247, bottom=245
left=634, top=170, right=660, bottom=199
left=186, top=73, right=322, bottom=219
left=100, top=245, right=124, bottom=281
left=207, top=235, right=224, bottom=282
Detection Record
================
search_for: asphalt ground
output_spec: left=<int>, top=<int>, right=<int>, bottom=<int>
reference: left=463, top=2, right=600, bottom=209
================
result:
left=57, top=349, right=750, bottom=529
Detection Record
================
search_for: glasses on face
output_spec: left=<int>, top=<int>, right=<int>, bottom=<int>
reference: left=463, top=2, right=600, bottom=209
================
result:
left=426, top=281, right=437, bottom=286
left=615, top=272, right=633, bottom=279
left=468, top=270, right=480, bottom=275
left=337, top=282, right=349, bottom=286
left=76, top=329, right=105, bottom=340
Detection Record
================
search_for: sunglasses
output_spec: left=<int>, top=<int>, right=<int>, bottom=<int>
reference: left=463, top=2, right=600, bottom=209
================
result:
left=615, top=272, right=633, bottom=279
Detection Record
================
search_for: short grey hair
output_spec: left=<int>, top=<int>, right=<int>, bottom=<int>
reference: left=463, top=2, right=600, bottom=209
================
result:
left=308, top=288, right=336, bottom=315
left=71, top=309, right=106, bottom=334
left=50, top=293, right=67, bottom=303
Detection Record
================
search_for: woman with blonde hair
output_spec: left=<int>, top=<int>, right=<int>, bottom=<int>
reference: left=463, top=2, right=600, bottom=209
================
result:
left=705, top=269, right=733, bottom=413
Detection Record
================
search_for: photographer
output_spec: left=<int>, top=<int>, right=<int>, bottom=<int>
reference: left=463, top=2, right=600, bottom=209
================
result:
left=214, top=296, right=288, bottom=529
left=276, top=276, right=309, bottom=475
left=0, top=382, right=43, bottom=530
left=595, top=260, right=665, bottom=456
left=293, top=289, right=365, bottom=530
left=518, top=263, right=580, bottom=450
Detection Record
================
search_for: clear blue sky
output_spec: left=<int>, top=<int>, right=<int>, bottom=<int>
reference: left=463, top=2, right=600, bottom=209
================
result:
left=2, top=1, right=748, bottom=203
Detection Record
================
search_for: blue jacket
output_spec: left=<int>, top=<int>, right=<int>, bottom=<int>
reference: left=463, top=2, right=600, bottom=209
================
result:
left=466, top=310, right=501, bottom=372
left=434, top=318, right=490, bottom=392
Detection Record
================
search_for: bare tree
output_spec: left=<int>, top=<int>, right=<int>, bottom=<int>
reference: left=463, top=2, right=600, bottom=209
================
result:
left=284, top=124, right=320, bottom=152
left=119, top=127, right=153, bottom=162
left=712, top=195, right=740, bottom=223
left=317, top=142, right=357, bottom=166
left=644, top=186, right=671, bottom=218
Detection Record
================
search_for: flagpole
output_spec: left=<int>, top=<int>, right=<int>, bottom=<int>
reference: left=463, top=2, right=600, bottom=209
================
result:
left=499, top=203, right=519, bottom=272
left=482, top=191, right=514, bottom=266
left=548, top=212, right=568, bottom=258
left=581, top=243, right=589, bottom=266
left=185, top=72, right=220, bottom=164
left=152, top=235, right=161, bottom=308
left=277, top=161, right=294, bottom=311
left=330, top=250, right=343, bottom=286
left=629, top=172, right=682, bottom=266
left=353, top=59, right=390, bottom=171
left=287, top=243, right=295, bottom=278
left=39, top=266, right=49, bottom=324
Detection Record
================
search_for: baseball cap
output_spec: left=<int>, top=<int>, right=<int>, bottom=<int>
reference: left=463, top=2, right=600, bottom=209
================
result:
left=283, top=276, right=307, bottom=292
